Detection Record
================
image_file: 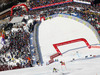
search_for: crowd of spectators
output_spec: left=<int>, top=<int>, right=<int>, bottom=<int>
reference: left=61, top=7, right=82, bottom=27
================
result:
left=29, top=0, right=66, bottom=8
left=0, top=25, right=34, bottom=71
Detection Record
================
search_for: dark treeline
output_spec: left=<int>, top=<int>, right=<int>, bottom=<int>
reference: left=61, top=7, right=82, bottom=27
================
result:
left=0, top=0, right=19, bottom=12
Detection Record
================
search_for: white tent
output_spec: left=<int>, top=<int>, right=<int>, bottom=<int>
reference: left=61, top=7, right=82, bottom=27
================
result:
left=24, top=15, right=29, bottom=20
left=10, top=17, right=23, bottom=23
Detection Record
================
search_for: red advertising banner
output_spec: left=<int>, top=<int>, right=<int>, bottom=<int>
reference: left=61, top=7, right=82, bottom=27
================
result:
left=31, top=0, right=73, bottom=10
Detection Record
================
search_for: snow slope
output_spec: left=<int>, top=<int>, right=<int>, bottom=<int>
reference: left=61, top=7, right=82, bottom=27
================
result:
left=38, top=17, right=99, bottom=62
left=0, top=16, right=100, bottom=75
left=0, top=56, right=100, bottom=75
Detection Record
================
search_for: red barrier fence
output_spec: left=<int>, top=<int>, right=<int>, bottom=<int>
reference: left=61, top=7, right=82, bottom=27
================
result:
left=10, top=4, right=28, bottom=16
left=53, top=38, right=91, bottom=55
left=50, top=53, right=60, bottom=59
left=49, top=59, right=54, bottom=64
left=49, top=53, right=60, bottom=64
left=40, top=16, right=45, bottom=21
left=31, top=0, right=73, bottom=10
left=91, top=45, right=100, bottom=48
left=49, top=38, right=100, bottom=64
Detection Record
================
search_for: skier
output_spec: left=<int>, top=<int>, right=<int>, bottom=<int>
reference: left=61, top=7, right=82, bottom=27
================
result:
left=60, top=61, right=65, bottom=65
left=60, top=61, right=67, bottom=71
left=53, top=67, right=58, bottom=72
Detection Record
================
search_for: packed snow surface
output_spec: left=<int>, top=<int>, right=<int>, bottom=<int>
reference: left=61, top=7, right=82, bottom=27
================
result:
left=0, top=17, right=100, bottom=75
left=38, top=17, right=99, bottom=62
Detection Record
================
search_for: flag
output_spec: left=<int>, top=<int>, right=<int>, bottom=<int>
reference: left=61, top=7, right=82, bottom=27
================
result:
left=1, top=38, right=5, bottom=45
